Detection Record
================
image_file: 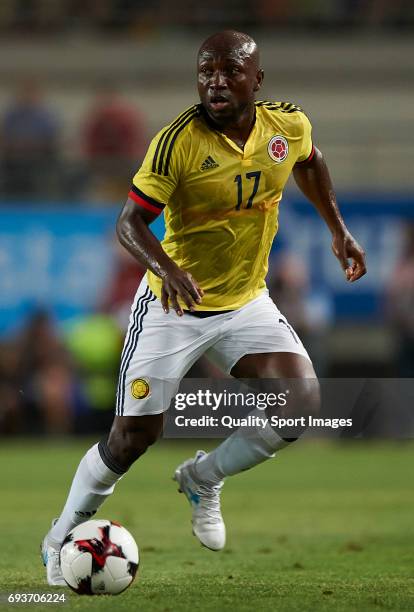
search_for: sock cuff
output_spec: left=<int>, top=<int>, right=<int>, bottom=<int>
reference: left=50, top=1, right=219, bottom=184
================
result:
left=97, top=440, right=127, bottom=475
left=190, top=454, right=225, bottom=486
left=256, top=420, right=289, bottom=451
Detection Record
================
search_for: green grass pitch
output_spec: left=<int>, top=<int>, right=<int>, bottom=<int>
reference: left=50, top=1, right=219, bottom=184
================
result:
left=0, top=439, right=414, bottom=611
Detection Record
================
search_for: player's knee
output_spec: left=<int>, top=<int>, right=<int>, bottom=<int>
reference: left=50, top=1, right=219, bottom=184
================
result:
left=107, top=429, right=157, bottom=468
left=299, top=378, right=320, bottom=418
left=284, top=378, right=320, bottom=420
left=107, top=416, right=163, bottom=469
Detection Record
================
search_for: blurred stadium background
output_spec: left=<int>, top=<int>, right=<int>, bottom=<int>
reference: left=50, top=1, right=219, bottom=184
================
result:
left=0, top=0, right=413, bottom=437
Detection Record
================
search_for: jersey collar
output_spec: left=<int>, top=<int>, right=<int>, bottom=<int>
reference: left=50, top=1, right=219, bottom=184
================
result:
left=200, top=104, right=258, bottom=158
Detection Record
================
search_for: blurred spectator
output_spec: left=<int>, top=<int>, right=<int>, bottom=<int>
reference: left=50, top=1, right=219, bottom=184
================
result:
left=254, top=0, right=290, bottom=27
left=0, top=0, right=413, bottom=34
left=267, top=251, right=333, bottom=375
left=0, top=80, right=61, bottom=200
left=81, top=86, right=147, bottom=202
left=0, top=341, right=23, bottom=434
left=0, top=310, right=77, bottom=435
left=268, top=252, right=309, bottom=337
left=385, top=223, right=414, bottom=376
left=64, top=313, right=121, bottom=414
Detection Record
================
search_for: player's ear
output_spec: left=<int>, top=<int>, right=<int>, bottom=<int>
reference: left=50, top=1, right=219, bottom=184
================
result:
left=254, top=69, right=264, bottom=92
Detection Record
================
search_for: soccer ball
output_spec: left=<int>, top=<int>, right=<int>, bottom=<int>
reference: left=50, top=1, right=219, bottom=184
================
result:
left=60, top=519, right=139, bottom=595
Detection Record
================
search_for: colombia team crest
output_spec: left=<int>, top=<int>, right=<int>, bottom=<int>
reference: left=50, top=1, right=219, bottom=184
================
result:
left=131, top=378, right=150, bottom=400
left=268, top=135, right=289, bottom=163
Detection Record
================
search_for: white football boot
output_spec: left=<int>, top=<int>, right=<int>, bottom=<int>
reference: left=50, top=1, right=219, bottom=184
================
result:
left=40, top=519, right=66, bottom=586
left=174, top=450, right=225, bottom=551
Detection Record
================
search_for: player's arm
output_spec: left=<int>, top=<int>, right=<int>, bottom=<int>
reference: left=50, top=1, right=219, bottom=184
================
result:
left=293, top=146, right=366, bottom=282
left=117, top=198, right=203, bottom=315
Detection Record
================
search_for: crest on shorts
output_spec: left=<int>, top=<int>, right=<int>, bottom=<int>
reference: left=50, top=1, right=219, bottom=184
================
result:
left=268, top=135, right=289, bottom=163
left=131, top=378, right=150, bottom=399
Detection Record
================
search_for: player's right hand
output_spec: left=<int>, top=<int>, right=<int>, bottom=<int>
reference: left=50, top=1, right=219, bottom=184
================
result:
left=160, top=264, right=204, bottom=316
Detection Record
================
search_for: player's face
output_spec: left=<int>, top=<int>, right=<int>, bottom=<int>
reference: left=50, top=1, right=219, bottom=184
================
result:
left=197, top=49, right=262, bottom=124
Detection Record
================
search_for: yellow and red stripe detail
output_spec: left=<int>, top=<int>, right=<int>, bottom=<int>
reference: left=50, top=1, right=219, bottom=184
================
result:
left=296, top=144, right=315, bottom=165
left=129, top=185, right=165, bottom=215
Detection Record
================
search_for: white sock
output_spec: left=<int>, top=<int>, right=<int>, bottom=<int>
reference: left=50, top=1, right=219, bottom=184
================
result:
left=192, top=410, right=291, bottom=486
left=48, top=443, right=124, bottom=546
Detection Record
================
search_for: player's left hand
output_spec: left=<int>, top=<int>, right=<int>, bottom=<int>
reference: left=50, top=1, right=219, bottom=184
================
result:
left=332, top=231, right=367, bottom=282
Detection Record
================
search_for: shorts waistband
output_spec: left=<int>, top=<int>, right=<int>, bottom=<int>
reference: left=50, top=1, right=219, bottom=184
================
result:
left=183, top=309, right=234, bottom=318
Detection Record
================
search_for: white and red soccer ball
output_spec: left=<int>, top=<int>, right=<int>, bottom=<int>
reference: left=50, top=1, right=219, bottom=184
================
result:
left=60, top=520, right=139, bottom=595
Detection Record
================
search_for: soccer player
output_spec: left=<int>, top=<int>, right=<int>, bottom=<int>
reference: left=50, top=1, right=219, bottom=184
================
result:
left=42, top=30, right=366, bottom=584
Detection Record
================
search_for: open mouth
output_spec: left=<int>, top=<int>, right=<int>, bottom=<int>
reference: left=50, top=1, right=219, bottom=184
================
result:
left=209, top=95, right=230, bottom=111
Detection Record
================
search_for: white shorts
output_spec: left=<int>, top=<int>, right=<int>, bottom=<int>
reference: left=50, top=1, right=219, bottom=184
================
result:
left=115, top=276, right=311, bottom=416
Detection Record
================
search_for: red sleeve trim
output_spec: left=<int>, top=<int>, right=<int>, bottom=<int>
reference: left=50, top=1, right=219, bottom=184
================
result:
left=296, top=144, right=315, bottom=165
left=128, top=189, right=164, bottom=215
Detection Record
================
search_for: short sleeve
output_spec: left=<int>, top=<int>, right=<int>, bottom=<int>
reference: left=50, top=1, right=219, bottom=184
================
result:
left=295, top=112, right=315, bottom=164
left=128, top=127, right=185, bottom=215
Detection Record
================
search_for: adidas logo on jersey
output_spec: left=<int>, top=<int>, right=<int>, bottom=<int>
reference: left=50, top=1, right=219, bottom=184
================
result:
left=200, top=156, right=219, bottom=171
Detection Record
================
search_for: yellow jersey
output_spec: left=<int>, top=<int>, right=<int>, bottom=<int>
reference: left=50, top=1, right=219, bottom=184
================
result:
left=129, top=101, right=314, bottom=310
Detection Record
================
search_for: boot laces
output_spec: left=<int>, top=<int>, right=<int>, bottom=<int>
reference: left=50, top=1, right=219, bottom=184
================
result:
left=194, top=482, right=223, bottom=523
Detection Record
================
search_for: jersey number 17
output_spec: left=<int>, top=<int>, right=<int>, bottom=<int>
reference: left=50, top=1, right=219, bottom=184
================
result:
left=234, top=171, right=261, bottom=210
